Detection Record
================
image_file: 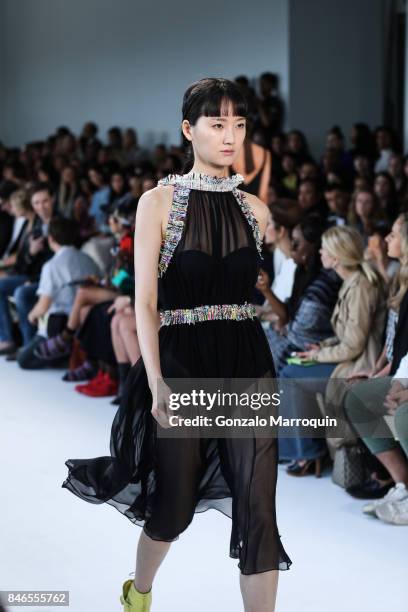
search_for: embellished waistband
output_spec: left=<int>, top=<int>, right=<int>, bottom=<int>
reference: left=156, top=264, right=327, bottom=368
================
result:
left=159, top=302, right=257, bottom=326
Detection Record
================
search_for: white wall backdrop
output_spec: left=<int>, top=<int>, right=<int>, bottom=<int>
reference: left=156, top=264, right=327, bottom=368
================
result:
left=0, top=0, right=289, bottom=147
left=289, top=0, right=385, bottom=155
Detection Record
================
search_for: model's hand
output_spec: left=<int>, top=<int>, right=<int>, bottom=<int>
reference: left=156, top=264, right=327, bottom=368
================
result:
left=151, top=379, right=177, bottom=429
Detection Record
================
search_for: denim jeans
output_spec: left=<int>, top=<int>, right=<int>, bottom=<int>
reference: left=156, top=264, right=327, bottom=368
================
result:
left=14, top=282, right=38, bottom=345
left=278, top=362, right=338, bottom=461
left=0, top=274, right=28, bottom=342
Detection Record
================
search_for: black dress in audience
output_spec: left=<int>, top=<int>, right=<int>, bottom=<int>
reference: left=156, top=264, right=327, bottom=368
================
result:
left=389, top=289, right=408, bottom=376
left=76, top=300, right=117, bottom=367
left=0, top=210, right=14, bottom=258
left=12, top=215, right=53, bottom=281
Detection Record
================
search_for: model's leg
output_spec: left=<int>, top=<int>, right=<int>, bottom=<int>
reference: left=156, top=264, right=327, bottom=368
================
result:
left=134, top=532, right=171, bottom=593
left=240, top=571, right=279, bottom=612
left=218, top=435, right=290, bottom=611
left=134, top=435, right=206, bottom=592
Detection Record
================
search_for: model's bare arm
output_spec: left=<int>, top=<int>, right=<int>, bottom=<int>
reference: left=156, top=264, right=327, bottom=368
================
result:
left=134, top=187, right=170, bottom=393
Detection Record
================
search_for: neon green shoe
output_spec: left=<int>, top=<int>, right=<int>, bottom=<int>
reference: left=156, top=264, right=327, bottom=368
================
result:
left=120, top=579, right=152, bottom=611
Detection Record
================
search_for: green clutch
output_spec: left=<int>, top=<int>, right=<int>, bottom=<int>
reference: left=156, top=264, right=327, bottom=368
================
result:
left=286, top=356, right=319, bottom=366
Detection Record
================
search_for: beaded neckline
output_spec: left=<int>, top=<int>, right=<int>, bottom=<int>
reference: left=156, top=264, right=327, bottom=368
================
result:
left=158, top=172, right=244, bottom=192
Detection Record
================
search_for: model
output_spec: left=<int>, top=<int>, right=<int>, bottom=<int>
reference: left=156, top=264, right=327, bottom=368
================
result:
left=62, top=77, right=292, bottom=612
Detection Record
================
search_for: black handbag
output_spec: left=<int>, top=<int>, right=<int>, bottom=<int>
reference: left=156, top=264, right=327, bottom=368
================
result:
left=331, top=442, right=368, bottom=489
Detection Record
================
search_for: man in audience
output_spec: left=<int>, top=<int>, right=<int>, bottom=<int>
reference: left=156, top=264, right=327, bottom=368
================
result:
left=0, top=182, right=56, bottom=355
left=18, top=216, right=100, bottom=369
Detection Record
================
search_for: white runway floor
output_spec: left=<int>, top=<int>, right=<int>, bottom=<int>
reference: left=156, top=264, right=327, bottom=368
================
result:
left=1, top=358, right=407, bottom=612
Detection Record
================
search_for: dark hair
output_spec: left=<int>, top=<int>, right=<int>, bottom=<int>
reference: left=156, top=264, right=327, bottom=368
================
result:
left=268, top=199, right=302, bottom=230
left=260, top=72, right=278, bottom=87
left=298, top=213, right=326, bottom=245
left=48, top=216, right=79, bottom=246
left=181, top=77, right=248, bottom=172
left=31, top=181, right=54, bottom=198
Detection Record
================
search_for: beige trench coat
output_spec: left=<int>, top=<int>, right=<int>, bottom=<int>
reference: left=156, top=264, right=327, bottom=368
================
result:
left=314, top=269, right=387, bottom=452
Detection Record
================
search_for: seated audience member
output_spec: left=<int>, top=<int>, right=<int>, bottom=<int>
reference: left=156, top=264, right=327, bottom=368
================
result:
left=17, top=217, right=101, bottom=369
left=257, top=215, right=325, bottom=347
left=348, top=188, right=387, bottom=245
left=257, top=200, right=301, bottom=322
left=0, top=181, right=18, bottom=257
left=298, top=161, right=320, bottom=183
left=353, top=153, right=373, bottom=181
left=286, top=130, right=313, bottom=166
left=388, top=153, right=406, bottom=197
left=374, top=171, right=399, bottom=223
left=57, top=165, right=80, bottom=218
left=280, top=153, right=298, bottom=194
left=72, top=195, right=97, bottom=243
left=0, top=183, right=55, bottom=354
left=88, top=165, right=111, bottom=229
left=297, top=179, right=328, bottom=221
left=324, top=185, right=350, bottom=227
left=344, top=213, right=408, bottom=506
left=33, top=203, right=135, bottom=364
left=0, top=189, right=34, bottom=273
left=345, top=321, right=408, bottom=525
left=365, top=223, right=400, bottom=283
left=374, top=126, right=397, bottom=174
left=349, top=123, right=376, bottom=161
left=279, top=226, right=386, bottom=473
left=324, top=125, right=354, bottom=175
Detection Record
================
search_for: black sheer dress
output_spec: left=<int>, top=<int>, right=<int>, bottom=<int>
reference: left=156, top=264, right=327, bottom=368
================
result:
left=62, top=172, right=292, bottom=575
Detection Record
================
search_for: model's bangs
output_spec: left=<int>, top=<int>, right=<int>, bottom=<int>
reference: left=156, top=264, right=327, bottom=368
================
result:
left=200, top=91, right=247, bottom=119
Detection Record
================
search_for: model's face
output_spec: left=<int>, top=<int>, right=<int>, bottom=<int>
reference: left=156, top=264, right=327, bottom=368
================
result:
left=385, top=219, right=403, bottom=259
left=182, top=102, right=246, bottom=169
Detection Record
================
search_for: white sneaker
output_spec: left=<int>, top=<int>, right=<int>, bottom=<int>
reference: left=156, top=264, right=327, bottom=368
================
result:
left=362, top=483, right=408, bottom=516
left=375, top=496, right=408, bottom=525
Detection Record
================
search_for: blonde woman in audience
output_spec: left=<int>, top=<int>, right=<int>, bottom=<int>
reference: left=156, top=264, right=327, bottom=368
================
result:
left=280, top=226, right=386, bottom=475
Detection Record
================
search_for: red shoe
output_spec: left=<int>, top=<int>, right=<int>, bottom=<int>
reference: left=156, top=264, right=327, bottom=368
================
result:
left=75, top=368, right=105, bottom=392
left=77, top=372, right=119, bottom=397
